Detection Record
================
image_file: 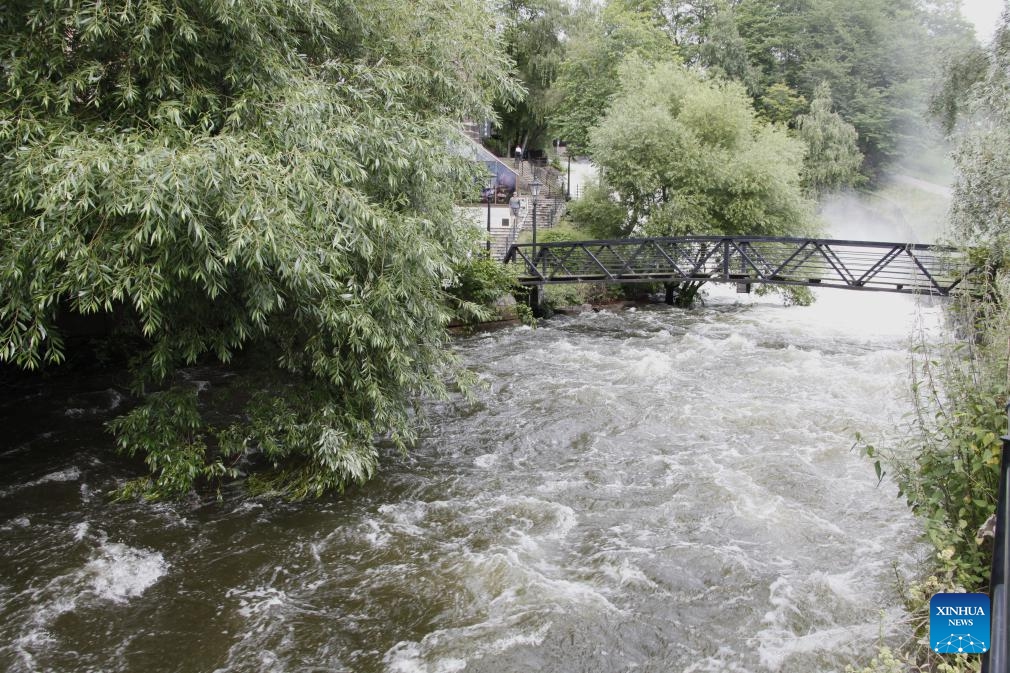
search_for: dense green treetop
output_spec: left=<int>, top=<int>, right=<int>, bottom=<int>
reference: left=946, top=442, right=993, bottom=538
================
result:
left=756, top=82, right=807, bottom=125
left=693, top=1, right=760, bottom=95
left=735, top=0, right=974, bottom=171
left=550, top=0, right=678, bottom=152
left=585, top=58, right=815, bottom=239
left=929, top=43, right=991, bottom=136
left=0, top=0, right=520, bottom=498
left=493, top=0, right=569, bottom=151
left=945, top=10, right=1010, bottom=249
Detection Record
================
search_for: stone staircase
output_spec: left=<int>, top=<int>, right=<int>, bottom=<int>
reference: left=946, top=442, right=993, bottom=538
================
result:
left=490, top=227, right=514, bottom=261
left=488, top=192, right=567, bottom=261
left=497, top=160, right=566, bottom=259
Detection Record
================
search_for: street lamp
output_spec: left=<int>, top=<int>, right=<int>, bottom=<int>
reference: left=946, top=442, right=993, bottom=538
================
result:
left=566, top=152, right=571, bottom=200
left=530, top=177, right=542, bottom=268
left=485, top=170, right=496, bottom=256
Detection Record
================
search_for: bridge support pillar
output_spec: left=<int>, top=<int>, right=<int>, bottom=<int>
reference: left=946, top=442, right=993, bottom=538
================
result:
left=527, top=284, right=552, bottom=318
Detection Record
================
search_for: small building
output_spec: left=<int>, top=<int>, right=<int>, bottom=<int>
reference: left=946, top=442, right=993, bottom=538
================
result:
left=452, top=136, right=524, bottom=259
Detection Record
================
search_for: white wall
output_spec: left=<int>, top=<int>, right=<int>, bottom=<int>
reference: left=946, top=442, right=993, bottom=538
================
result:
left=460, top=205, right=513, bottom=231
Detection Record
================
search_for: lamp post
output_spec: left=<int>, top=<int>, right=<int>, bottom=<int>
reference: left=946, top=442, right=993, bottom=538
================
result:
left=566, top=152, right=571, bottom=200
left=485, top=170, right=496, bottom=256
left=530, top=177, right=542, bottom=269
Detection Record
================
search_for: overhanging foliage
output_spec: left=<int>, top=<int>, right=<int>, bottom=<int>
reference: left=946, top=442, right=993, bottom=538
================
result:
left=0, top=0, right=521, bottom=498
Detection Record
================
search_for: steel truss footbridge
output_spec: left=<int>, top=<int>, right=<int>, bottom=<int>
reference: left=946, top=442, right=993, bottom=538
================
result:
left=503, top=236, right=976, bottom=296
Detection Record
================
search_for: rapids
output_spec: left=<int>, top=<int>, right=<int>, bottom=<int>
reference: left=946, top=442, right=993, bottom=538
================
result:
left=0, top=287, right=939, bottom=673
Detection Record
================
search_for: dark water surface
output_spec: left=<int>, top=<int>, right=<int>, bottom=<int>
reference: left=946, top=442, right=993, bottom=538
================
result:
left=0, top=288, right=937, bottom=673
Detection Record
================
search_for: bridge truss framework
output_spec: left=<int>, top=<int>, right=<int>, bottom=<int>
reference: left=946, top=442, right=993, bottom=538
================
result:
left=503, top=236, right=976, bottom=296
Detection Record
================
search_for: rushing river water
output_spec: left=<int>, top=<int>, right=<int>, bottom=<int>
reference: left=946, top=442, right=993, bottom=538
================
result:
left=0, top=287, right=940, bottom=673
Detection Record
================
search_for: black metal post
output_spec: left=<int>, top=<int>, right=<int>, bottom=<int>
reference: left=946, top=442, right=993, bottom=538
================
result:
left=486, top=192, right=492, bottom=256
left=983, top=403, right=1010, bottom=673
left=485, top=173, right=496, bottom=257
left=567, top=153, right=571, bottom=200
left=529, top=177, right=542, bottom=276
left=531, top=196, right=538, bottom=273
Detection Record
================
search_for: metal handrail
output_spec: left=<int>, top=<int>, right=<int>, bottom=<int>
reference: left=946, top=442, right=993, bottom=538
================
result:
left=982, top=403, right=1010, bottom=672
left=499, top=192, right=567, bottom=263
left=546, top=197, right=565, bottom=230
left=503, top=216, right=521, bottom=257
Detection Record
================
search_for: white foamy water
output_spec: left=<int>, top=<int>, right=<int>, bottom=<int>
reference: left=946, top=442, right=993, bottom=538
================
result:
left=1, top=286, right=939, bottom=673
left=3, top=530, right=168, bottom=672
left=371, top=286, right=935, bottom=673
left=0, top=465, right=83, bottom=499
left=83, top=541, right=168, bottom=603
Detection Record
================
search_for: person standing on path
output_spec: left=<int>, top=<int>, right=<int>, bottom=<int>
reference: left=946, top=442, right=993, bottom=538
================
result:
left=514, top=144, right=523, bottom=167
left=508, top=191, right=522, bottom=229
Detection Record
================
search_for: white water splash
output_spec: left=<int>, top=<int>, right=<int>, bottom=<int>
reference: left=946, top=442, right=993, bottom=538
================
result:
left=7, top=533, right=168, bottom=672
left=83, top=541, right=168, bottom=603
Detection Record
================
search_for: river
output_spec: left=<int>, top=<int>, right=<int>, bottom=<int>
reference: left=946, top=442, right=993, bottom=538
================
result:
left=0, top=286, right=939, bottom=673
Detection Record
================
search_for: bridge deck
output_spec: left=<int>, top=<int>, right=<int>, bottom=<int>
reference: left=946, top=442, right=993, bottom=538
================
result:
left=503, top=236, right=975, bottom=296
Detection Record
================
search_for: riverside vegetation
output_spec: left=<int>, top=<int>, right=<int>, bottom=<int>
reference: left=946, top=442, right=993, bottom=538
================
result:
left=851, top=12, right=1010, bottom=673
left=5, top=0, right=928, bottom=498
left=0, top=0, right=522, bottom=499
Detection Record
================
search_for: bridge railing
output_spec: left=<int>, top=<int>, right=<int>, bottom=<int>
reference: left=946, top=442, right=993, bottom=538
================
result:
left=503, top=236, right=975, bottom=296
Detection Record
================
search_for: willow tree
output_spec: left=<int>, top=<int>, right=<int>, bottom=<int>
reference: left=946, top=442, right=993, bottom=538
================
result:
left=0, top=0, right=519, bottom=498
left=795, top=82, right=864, bottom=196
left=583, top=58, right=815, bottom=305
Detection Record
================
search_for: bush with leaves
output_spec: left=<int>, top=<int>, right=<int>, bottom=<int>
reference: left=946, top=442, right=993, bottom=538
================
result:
left=0, top=0, right=519, bottom=498
left=446, top=233, right=524, bottom=326
left=564, top=186, right=628, bottom=240
left=863, top=282, right=1008, bottom=590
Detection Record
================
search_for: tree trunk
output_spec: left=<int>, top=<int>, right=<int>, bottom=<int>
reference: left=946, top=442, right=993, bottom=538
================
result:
left=663, top=281, right=705, bottom=307
left=674, top=281, right=704, bottom=308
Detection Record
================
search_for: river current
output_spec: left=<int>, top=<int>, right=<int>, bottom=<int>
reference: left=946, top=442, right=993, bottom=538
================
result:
left=0, top=287, right=940, bottom=673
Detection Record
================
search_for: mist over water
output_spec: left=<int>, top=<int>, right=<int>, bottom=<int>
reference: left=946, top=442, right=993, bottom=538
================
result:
left=820, top=175, right=952, bottom=244
left=0, top=282, right=941, bottom=673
